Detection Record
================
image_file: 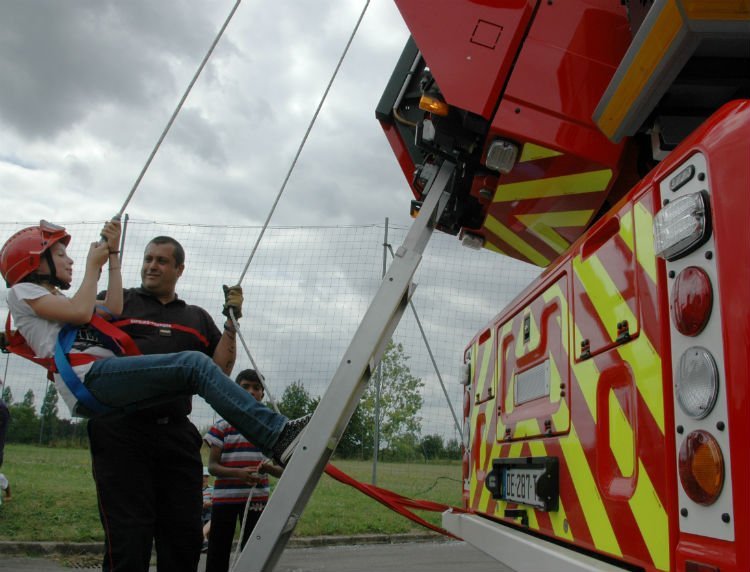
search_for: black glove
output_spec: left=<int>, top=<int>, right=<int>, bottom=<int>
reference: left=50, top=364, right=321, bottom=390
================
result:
left=222, top=284, right=243, bottom=319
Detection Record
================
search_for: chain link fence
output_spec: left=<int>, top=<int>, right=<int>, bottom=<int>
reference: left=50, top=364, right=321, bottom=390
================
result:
left=1, top=218, right=538, bottom=468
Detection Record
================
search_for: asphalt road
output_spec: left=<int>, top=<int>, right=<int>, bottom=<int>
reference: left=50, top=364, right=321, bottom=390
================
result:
left=0, top=541, right=515, bottom=572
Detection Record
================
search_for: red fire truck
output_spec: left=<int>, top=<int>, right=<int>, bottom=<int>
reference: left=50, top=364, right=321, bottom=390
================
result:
left=378, top=1, right=750, bottom=571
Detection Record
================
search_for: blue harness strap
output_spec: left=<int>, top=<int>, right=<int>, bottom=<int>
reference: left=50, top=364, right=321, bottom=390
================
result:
left=54, top=325, right=113, bottom=416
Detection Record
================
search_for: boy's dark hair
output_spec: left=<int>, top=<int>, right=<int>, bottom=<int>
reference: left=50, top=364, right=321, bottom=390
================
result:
left=148, top=236, right=185, bottom=266
left=236, top=368, right=261, bottom=385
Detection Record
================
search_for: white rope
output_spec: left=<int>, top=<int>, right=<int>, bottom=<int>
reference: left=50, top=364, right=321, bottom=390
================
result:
left=114, top=0, right=242, bottom=218
left=230, top=0, right=372, bottom=401
left=229, top=483, right=258, bottom=571
left=235, top=0, right=372, bottom=284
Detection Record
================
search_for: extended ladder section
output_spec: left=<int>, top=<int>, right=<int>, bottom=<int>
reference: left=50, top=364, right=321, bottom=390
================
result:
left=233, top=161, right=457, bottom=572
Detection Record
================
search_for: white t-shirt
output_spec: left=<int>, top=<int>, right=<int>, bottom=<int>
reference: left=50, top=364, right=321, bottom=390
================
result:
left=7, top=283, right=114, bottom=415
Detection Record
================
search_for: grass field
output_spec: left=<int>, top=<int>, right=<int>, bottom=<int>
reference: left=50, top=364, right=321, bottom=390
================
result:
left=0, top=444, right=463, bottom=541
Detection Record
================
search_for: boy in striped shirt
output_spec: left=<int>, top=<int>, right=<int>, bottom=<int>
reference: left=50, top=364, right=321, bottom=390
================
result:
left=203, top=369, right=283, bottom=572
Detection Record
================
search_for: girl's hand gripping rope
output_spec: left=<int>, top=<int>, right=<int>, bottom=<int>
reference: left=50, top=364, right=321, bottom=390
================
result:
left=99, top=218, right=122, bottom=254
left=86, top=241, right=113, bottom=273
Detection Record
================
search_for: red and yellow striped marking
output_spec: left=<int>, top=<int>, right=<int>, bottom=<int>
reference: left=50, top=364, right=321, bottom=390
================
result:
left=468, top=195, right=669, bottom=569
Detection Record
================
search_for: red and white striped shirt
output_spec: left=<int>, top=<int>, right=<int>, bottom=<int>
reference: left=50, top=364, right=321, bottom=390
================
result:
left=204, top=419, right=270, bottom=507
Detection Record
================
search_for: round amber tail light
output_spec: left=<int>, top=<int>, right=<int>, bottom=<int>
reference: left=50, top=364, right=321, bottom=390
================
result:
left=678, top=430, right=724, bottom=505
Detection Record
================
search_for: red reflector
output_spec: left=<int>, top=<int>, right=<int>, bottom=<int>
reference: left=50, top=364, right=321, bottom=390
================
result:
left=672, top=266, right=713, bottom=336
left=685, top=561, right=720, bottom=572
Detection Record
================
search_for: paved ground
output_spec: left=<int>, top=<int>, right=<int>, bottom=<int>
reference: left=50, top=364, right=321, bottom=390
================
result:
left=0, top=541, right=515, bottom=571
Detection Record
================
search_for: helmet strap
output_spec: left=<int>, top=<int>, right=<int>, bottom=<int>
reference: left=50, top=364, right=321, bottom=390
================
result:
left=42, top=249, right=71, bottom=291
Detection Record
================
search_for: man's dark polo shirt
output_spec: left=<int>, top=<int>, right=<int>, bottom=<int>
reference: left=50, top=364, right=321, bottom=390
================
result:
left=99, top=287, right=222, bottom=419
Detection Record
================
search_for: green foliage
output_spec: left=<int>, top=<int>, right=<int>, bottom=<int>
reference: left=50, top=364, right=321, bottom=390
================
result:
left=444, top=437, right=462, bottom=460
left=336, top=341, right=425, bottom=459
left=39, top=384, right=60, bottom=444
left=419, top=434, right=445, bottom=460
left=6, top=389, right=39, bottom=444
left=1, top=384, right=12, bottom=404
left=0, top=445, right=462, bottom=541
left=2, top=385, right=87, bottom=446
left=22, top=389, right=35, bottom=407
left=278, top=380, right=319, bottom=419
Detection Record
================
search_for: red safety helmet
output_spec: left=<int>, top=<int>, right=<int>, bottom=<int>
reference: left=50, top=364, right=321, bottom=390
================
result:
left=0, top=220, right=71, bottom=287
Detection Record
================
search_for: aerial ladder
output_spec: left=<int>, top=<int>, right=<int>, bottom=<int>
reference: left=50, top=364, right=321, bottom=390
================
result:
left=233, top=161, right=456, bottom=571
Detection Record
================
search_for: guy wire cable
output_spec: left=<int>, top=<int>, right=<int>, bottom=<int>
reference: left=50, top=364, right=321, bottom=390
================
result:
left=234, top=0, right=372, bottom=285
left=228, top=0, right=372, bottom=407
left=112, top=0, right=242, bottom=219
left=386, top=243, right=463, bottom=440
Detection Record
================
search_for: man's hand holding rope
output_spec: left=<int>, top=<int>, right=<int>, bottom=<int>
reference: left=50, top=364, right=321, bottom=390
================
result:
left=222, top=284, right=244, bottom=321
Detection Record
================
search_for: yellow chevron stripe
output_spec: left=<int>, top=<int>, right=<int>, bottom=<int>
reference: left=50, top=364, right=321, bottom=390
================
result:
left=633, top=201, right=657, bottom=285
left=618, top=208, right=635, bottom=252
left=476, top=332, right=494, bottom=401
left=630, top=460, right=669, bottom=570
left=560, top=413, right=622, bottom=557
left=609, top=390, right=635, bottom=477
left=493, top=169, right=613, bottom=202
left=485, top=215, right=550, bottom=267
left=543, top=284, right=600, bottom=422
left=519, top=143, right=563, bottom=163
left=573, top=325, right=601, bottom=423
left=485, top=240, right=508, bottom=256
left=617, top=338, right=664, bottom=433
left=549, top=352, right=562, bottom=405
left=608, top=388, right=669, bottom=569
left=516, top=210, right=595, bottom=254
left=529, top=440, right=574, bottom=541
left=573, top=254, right=665, bottom=433
left=573, top=253, right=633, bottom=344
left=540, top=262, right=666, bottom=567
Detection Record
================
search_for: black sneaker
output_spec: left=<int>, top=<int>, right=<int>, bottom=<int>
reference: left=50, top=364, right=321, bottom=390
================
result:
left=272, top=414, right=312, bottom=467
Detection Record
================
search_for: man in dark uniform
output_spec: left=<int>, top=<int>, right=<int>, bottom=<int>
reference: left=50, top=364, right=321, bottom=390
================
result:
left=89, top=236, right=244, bottom=572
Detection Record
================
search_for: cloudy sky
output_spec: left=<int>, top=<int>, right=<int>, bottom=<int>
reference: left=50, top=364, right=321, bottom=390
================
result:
left=0, top=1, right=543, bottom=438
left=0, top=0, right=413, bottom=227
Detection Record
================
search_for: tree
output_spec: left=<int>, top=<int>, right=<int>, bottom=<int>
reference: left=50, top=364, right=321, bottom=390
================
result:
left=444, top=437, right=462, bottom=460
left=39, top=383, right=59, bottom=444
left=7, top=390, right=39, bottom=443
left=419, top=434, right=445, bottom=461
left=22, top=389, right=35, bottom=407
left=339, top=340, right=424, bottom=459
left=278, top=380, right=319, bottom=419
left=335, top=402, right=372, bottom=459
left=1, top=385, right=12, bottom=405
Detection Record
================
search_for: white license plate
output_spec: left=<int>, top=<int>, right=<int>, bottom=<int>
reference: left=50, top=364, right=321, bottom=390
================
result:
left=502, top=467, right=546, bottom=509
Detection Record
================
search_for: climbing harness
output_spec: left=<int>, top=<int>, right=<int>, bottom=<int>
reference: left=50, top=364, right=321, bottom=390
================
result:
left=3, top=312, right=142, bottom=415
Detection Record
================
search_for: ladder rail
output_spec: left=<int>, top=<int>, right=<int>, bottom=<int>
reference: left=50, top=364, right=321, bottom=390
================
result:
left=233, top=161, right=456, bottom=571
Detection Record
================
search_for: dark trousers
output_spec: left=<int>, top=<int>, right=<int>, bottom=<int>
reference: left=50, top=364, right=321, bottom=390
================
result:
left=88, top=416, right=203, bottom=572
left=205, top=503, right=262, bottom=572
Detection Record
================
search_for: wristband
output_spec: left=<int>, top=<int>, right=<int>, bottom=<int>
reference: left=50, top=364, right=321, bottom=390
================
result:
left=109, top=250, right=120, bottom=255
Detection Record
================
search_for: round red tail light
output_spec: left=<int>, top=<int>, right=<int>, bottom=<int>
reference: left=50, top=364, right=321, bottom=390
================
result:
left=671, top=266, right=713, bottom=336
left=678, top=430, right=724, bottom=505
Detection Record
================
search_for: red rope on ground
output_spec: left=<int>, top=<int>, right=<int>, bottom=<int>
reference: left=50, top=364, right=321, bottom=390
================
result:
left=324, top=463, right=466, bottom=539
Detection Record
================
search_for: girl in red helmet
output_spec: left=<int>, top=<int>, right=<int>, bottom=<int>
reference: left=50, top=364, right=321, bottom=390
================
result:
left=0, top=221, right=309, bottom=467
